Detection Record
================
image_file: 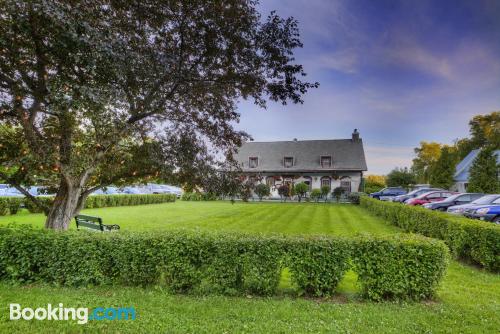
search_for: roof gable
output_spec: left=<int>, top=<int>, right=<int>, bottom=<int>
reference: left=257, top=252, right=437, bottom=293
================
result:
left=235, top=139, right=367, bottom=172
left=454, top=149, right=500, bottom=182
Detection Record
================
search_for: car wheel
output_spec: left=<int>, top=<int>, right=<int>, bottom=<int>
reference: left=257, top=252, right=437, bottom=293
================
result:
left=438, top=207, right=446, bottom=212
left=493, top=216, right=500, bottom=224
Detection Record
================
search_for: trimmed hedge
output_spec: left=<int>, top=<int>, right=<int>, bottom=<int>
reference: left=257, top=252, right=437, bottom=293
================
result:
left=360, top=196, right=500, bottom=272
left=0, top=227, right=448, bottom=300
left=0, top=194, right=176, bottom=215
left=181, top=192, right=217, bottom=201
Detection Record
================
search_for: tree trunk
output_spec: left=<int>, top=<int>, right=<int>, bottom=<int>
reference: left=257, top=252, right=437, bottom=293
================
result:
left=44, top=181, right=83, bottom=230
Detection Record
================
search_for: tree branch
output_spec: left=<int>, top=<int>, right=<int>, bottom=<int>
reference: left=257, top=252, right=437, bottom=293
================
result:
left=0, top=171, right=50, bottom=214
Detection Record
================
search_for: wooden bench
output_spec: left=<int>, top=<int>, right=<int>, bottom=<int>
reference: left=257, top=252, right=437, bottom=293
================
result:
left=75, top=215, right=120, bottom=232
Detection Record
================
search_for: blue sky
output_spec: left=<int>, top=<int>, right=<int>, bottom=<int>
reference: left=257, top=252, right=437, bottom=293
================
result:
left=235, top=0, right=500, bottom=174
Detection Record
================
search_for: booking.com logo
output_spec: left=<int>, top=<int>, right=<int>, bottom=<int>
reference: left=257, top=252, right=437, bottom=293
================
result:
left=9, top=303, right=136, bottom=325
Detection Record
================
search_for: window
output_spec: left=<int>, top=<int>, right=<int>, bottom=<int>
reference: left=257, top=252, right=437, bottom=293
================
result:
left=320, top=177, right=331, bottom=188
left=340, top=177, right=351, bottom=193
left=321, top=156, right=332, bottom=168
left=426, top=192, right=442, bottom=199
left=249, top=157, right=258, bottom=168
left=456, top=194, right=471, bottom=202
left=284, top=156, right=294, bottom=168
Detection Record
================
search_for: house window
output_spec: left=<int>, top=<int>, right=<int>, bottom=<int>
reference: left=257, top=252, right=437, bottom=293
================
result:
left=321, top=156, right=332, bottom=168
left=321, top=177, right=331, bottom=188
left=284, top=156, right=294, bottom=168
left=249, top=157, right=258, bottom=168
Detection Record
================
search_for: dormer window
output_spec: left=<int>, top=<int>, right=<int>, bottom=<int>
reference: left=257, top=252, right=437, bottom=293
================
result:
left=284, top=156, right=294, bottom=168
left=321, top=156, right=332, bottom=168
left=249, top=157, right=258, bottom=168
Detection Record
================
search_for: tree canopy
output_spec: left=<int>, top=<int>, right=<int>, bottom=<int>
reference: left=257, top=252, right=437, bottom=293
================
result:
left=0, top=0, right=317, bottom=229
left=467, top=148, right=500, bottom=194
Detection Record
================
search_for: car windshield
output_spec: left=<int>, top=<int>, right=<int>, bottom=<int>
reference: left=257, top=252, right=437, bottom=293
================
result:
left=441, top=194, right=462, bottom=202
left=471, top=195, right=500, bottom=205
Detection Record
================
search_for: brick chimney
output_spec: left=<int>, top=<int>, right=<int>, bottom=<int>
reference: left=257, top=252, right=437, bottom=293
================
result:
left=352, top=129, right=360, bottom=141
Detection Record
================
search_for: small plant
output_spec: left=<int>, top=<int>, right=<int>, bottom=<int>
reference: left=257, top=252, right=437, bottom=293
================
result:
left=333, top=187, right=345, bottom=203
left=294, top=182, right=309, bottom=202
left=320, top=186, right=330, bottom=202
left=254, top=184, right=271, bottom=201
left=310, top=189, right=322, bottom=202
left=278, top=184, right=290, bottom=202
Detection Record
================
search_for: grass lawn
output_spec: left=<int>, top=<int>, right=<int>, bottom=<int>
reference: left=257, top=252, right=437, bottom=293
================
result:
left=0, top=201, right=498, bottom=333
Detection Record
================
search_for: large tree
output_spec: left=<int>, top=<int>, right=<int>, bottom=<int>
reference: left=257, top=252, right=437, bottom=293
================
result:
left=386, top=167, right=416, bottom=189
left=467, top=148, right=500, bottom=194
left=429, top=146, right=457, bottom=190
left=0, top=0, right=317, bottom=230
left=411, top=141, right=442, bottom=184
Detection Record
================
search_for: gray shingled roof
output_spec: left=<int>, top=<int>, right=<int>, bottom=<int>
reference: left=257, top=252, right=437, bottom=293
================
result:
left=235, top=139, right=367, bottom=172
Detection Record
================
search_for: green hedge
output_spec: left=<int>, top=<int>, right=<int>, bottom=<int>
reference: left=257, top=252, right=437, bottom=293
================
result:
left=181, top=192, right=217, bottom=201
left=0, top=227, right=448, bottom=300
left=0, top=194, right=176, bottom=215
left=360, top=196, right=500, bottom=272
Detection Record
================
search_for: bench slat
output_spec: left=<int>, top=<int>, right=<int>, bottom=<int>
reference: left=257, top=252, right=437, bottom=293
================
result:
left=75, top=214, right=119, bottom=232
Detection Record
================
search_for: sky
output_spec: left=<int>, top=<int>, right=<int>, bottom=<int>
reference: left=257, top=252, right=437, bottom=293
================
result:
left=234, top=0, right=500, bottom=174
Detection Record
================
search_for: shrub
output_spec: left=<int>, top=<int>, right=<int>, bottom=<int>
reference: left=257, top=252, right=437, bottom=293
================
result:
left=181, top=192, right=216, bottom=201
left=360, top=196, right=500, bottom=272
left=294, top=182, right=309, bottom=202
left=347, top=192, right=361, bottom=204
left=24, top=197, right=54, bottom=214
left=0, top=227, right=449, bottom=300
left=8, top=198, right=22, bottom=214
left=0, top=198, right=8, bottom=216
left=254, top=184, right=270, bottom=201
left=310, top=189, right=322, bottom=202
left=320, top=185, right=330, bottom=202
left=332, top=187, right=345, bottom=202
left=286, top=236, right=351, bottom=296
left=352, top=234, right=449, bottom=301
left=278, top=184, right=290, bottom=202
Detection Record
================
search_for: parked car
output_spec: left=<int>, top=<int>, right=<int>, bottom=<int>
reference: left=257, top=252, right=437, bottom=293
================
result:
left=91, top=186, right=120, bottom=195
left=1, top=187, right=24, bottom=197
left=447, top=194, right=500, bottom=215
left=405, top=191, right=457, bottom=206
left=120, top=186, right=143, bottom=195
left=464, top=202, right=500, bottom=223
left=423, top=193, right=484, bottom=211
left=392, top=188, right=442, bottom=203
left=369, top=187, right=407, bottom=200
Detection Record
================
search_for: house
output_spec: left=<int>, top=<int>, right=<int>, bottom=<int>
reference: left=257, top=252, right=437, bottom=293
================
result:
left=452, top=149, right=500, bottom=192
left=234, top=130, right=368, bottom=198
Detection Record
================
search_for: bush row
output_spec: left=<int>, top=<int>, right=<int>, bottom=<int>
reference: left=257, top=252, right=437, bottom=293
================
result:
left=360, top=196, right=499, bottom=272
left=181, top=192, right=217, bottom=201
left=0, top=194, right=176, bottom=215
left=0, top=227, right=448, bottom=300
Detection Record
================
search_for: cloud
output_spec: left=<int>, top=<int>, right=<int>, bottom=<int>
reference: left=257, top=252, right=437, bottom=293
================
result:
left=364, top=145, right=415, bottom=174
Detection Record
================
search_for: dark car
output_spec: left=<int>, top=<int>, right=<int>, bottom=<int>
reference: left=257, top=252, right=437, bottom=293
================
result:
left=464, top=202, right=500, bottom=223
left=422, top=193, right=484, bottom=211
left=392, top=188, right=442, bottom=203
left=369, top=187, right=407, bottom=200
left=447, top=194, right=500, bottom=215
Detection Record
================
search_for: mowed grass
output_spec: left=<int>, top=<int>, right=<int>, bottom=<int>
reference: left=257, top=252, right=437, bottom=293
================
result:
left=0, top=201, right=498, bottom=333
left=0, top=201, right=399, bottom=236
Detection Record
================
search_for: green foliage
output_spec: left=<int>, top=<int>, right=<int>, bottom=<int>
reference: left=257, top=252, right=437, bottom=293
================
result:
left=352, top=234, right=449, bottom=301
left=412, top=142, right=443, bottom=184
left=0, top=227, right=448, bottom=300
left=0, top=194, right=175, bottom=215
left=293, top=182, right=309, bottom=202
left=332, top=187, right=345, bottom=202
left=254, top=184, right=271, bottom=201
left=181, top=192, right=217, bottom=201
left=0, top=199, right=8, bottom=216
left=386, top=167, right=416, bottom=189
left=467, top=147, right=500, bottom=194
left=429, top=146, right=457, bottom=189
left=310, top=189, right=322, bottom=202
left=347, top=192, right=362, bottom=204
left=360, top=197, right=500, bottom=272
left=320, top=186, right=330, bottom=202
left=278, top=185, right=290, bottom=201
left=286, top=236, right=351, bottom=296
left=364, top=175, right=386, bottom=194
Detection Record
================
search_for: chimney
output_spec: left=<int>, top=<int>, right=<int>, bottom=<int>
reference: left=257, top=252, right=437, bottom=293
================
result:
left=352, top=129, right=360, bottom=141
